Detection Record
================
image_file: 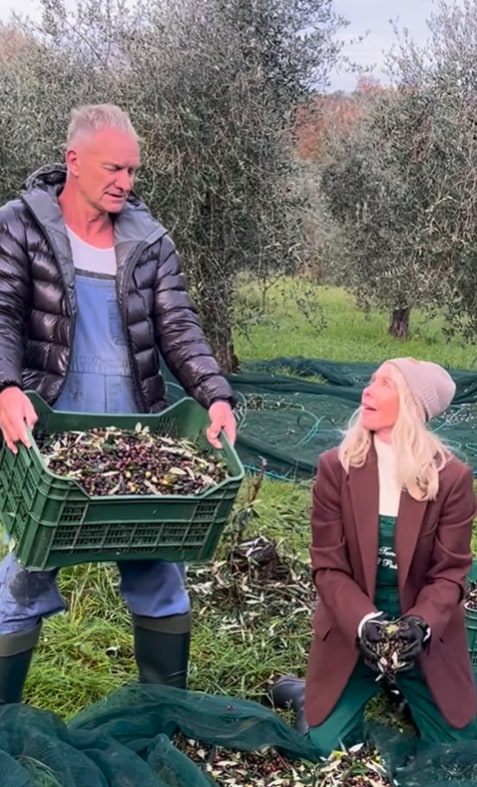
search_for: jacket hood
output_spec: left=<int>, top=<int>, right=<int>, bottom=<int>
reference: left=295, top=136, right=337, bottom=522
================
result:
left=22, top=163, right=167, bottom=246
left=24, top=163, right=67, bottom=191
left=24, top=163, right=144, bottom=208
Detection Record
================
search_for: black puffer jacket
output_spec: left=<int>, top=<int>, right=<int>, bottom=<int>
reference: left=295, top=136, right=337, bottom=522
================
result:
left=0, top=165, right=234, bottom=412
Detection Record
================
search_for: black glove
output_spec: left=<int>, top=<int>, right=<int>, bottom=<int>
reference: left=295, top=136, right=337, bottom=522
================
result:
left=358, top=612, right=391, bottom=672
left=394, top=615, right=431, bottom=672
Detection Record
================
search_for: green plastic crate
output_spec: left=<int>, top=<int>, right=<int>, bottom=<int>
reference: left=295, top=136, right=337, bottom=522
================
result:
left=465, top=559, right=477, bottom=666
left=0, top=392, right=244, bottom=570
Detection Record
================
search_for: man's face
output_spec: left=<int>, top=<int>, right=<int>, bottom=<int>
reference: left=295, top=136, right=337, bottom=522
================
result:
left=67, top=127, right=141, bottom=214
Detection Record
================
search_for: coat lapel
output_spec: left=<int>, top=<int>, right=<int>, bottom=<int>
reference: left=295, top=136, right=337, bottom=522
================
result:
left=395, top=490, right=428, bottom=599
left=348, top=445, right=429, bottom=604
left=348, top=447, right=380, bottom=599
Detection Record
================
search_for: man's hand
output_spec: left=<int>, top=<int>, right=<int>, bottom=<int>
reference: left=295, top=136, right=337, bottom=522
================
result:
left=393, top=615, right=431, bottom=673
left=358, top=611, right=391, bottom=672
left=0, top=387, right=38, bottom=453
left=206, top=401, right=236, bottom=449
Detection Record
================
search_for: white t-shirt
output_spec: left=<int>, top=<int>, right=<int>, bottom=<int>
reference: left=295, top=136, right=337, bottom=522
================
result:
left=66, top=226, right=116, bottom=275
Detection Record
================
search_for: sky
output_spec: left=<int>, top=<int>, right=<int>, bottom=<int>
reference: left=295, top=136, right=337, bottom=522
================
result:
left=329, top=0, right=436, bottom=91
left=0, top=0, right=446, bottom=92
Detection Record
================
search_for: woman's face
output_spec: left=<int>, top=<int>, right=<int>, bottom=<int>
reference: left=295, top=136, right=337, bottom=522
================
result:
left=360, top=363, right=400, bottom=440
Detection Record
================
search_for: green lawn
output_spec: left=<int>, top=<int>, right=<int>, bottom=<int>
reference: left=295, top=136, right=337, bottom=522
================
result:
left=234, top=280, right=477, bottom=370
left=13, top=280, right=477, bottom=775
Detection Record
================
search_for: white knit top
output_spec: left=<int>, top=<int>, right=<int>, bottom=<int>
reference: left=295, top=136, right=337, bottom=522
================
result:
left=374, top=438, right=401, bottom=517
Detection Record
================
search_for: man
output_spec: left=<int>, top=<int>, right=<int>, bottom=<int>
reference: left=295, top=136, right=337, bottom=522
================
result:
left=0, top=103, right=237, bottom=703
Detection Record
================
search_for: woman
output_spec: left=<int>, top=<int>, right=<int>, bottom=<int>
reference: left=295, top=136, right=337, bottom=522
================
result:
left=272, top=357, right=477, bottom=755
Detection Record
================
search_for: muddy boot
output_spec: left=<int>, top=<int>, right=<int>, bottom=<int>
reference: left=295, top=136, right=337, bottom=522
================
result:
left=0, top=624, right=41, bottom=704
left=132, top=612, right=191, bottom=689
left=269, top=674, right=308, bottom=735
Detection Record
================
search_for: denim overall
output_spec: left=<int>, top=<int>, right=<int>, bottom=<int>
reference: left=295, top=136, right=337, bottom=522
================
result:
left=0, top=273, right=189, bottom=635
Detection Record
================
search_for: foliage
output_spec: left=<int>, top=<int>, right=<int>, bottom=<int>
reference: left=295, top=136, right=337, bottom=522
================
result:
left=294, top=76, right=380, bottom=163
left=319, top=86, right=447, bottom=339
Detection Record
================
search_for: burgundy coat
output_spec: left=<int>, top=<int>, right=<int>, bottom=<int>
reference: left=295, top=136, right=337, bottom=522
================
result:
left=305, top=445, right=477, bottom=729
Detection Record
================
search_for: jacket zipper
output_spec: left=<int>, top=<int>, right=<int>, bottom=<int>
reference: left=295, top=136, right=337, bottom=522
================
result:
left=55, top=271, right=76, bottom=402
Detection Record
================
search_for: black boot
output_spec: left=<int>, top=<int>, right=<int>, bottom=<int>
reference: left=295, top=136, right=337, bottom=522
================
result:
left=132, top=612, right=191, bottom=689
left=0, top=624, right=41, bottom=704
left=269, top=674, right=308, bottom=735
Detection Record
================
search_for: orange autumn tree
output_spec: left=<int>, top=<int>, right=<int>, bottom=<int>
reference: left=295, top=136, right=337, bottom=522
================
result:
left=295, top=77, right=382, bottom=163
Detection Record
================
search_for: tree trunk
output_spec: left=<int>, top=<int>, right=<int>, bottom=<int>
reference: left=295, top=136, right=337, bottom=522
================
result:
left=195, top=192, right=239, bottom=374
left=388, top=306, right=411, bottom=340
left=203, top=315, right=239, bottom=373
left=211, top=335, right=240, bottom=374
left=197, top=282, right=240, bottom=373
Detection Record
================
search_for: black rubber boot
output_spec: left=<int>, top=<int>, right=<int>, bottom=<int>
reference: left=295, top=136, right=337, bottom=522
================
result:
left=269, top=674, right=308, bottom=735
left=132, top=612, right=191, bottom=689
left=0, top=624, right=41, bottom=704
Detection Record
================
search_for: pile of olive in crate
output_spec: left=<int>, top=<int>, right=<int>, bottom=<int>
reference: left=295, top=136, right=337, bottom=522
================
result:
left=36, top=425, right=228, bottom=497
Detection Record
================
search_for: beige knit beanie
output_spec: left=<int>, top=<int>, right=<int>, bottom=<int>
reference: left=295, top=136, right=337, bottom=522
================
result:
left=387, top=358, right=456, bottom=421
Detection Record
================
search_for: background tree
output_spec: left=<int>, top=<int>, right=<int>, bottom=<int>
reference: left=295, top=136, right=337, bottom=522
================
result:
left=387, top=0, right=477, bottom=342
left=317, top=0, right=477, bottom=341
left=319, top=85, right=445, bottom=339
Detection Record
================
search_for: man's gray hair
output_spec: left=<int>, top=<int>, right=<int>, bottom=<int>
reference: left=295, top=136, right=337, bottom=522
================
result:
left=66, top=104, right=139, bottom=146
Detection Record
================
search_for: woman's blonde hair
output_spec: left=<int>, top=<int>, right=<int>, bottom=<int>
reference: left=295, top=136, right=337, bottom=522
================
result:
left=338, top=363, right=452, bottom=500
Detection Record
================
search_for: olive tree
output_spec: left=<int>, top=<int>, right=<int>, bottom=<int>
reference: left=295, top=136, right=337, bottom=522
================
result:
left=320, top=85, right=449, bottom=339
left=387, top=0, right=477, bottom=341
left=320, top=0, right=477, bottom=341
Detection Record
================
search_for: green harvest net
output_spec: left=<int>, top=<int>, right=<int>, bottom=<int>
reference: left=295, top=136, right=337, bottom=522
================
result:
left=2, top=684, right=477, bottom=786
left=2, top=357, right=477, bottom=784
left=165, top=356, right=477, bottom=480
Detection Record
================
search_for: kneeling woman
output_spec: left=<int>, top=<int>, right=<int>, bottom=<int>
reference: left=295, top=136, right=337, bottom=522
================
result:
left=274, top=358, right=477, bottom=754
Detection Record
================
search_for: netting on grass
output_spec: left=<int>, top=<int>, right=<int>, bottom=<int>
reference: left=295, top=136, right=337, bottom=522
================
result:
left=2, top=685, right=477, bottom=785
left=165, top=357, right=477, bottom=480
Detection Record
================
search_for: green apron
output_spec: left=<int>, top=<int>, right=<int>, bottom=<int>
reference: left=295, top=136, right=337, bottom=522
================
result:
left=308, top=515, right=477, bottom=756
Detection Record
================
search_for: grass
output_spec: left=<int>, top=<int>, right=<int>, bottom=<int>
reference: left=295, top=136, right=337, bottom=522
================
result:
left=234, top=279, right=477, bottom=370
left=8, top=279, right=477, bottom=782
